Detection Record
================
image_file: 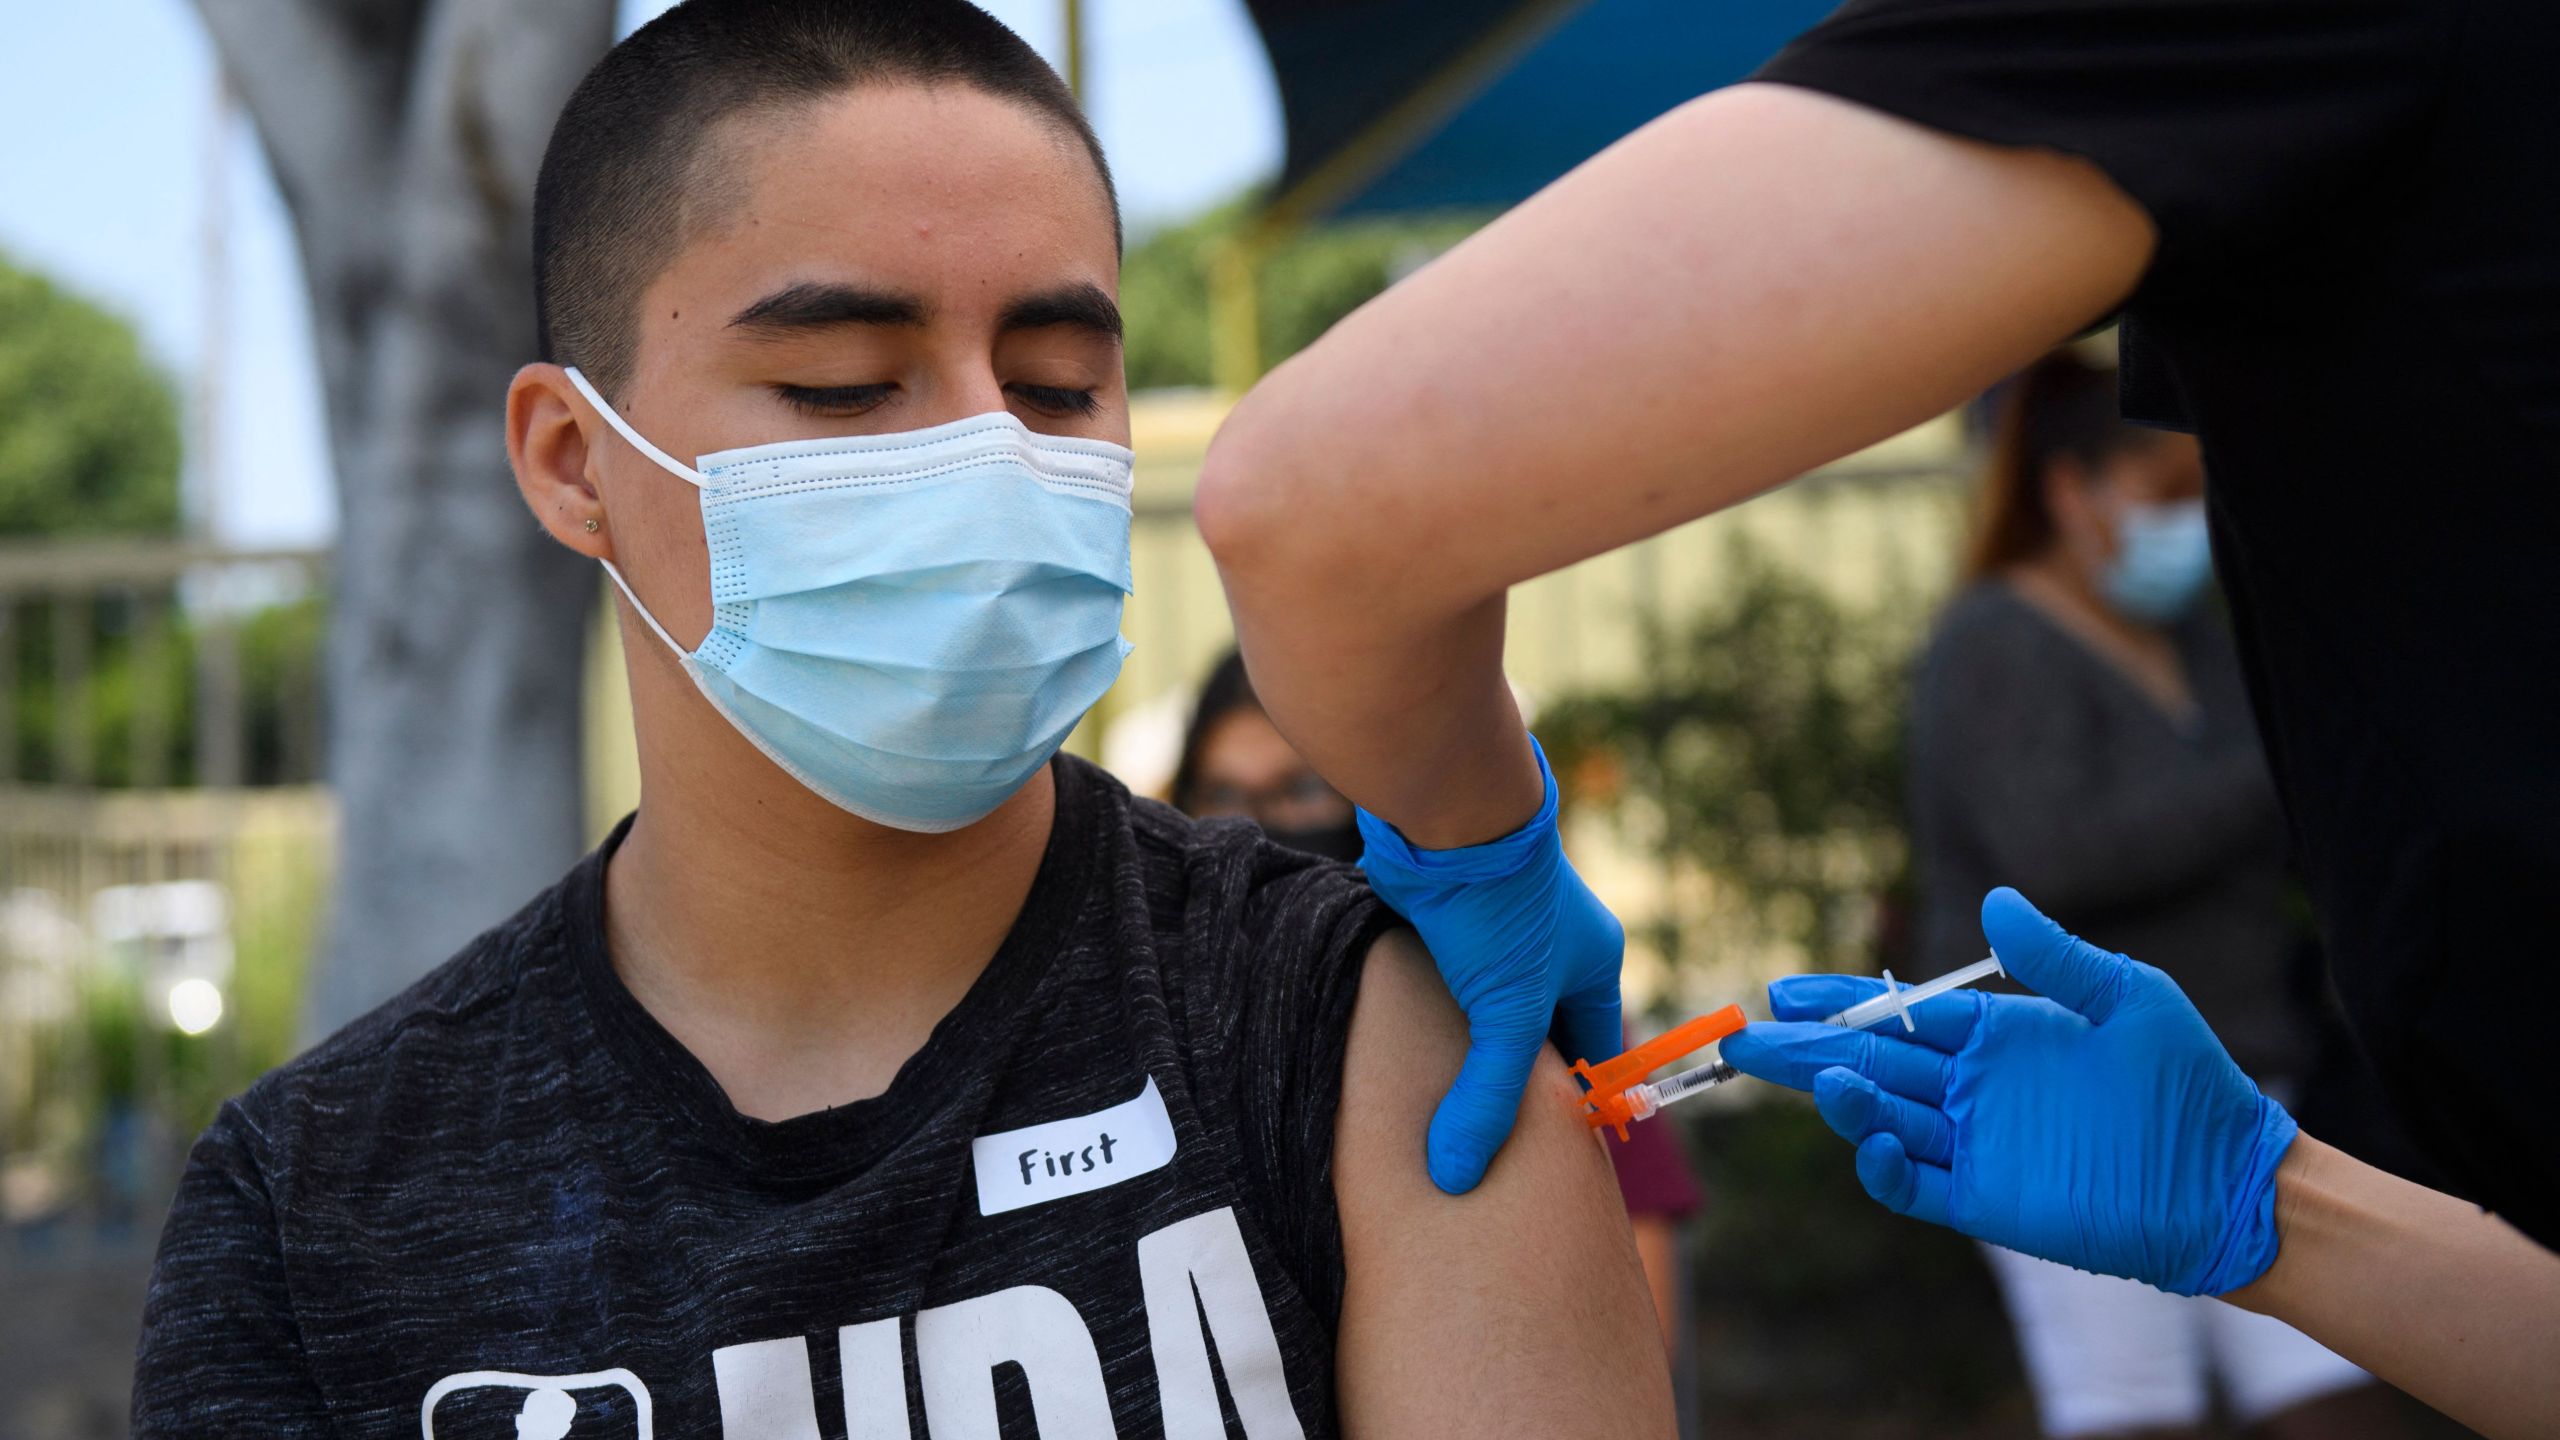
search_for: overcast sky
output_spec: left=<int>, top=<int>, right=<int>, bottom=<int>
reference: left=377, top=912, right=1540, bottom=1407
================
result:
left=0, top=0, right=1281, bottom=546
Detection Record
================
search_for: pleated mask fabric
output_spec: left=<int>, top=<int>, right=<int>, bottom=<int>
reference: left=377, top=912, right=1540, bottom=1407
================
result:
left=568, top=367, right=1133, bottom=832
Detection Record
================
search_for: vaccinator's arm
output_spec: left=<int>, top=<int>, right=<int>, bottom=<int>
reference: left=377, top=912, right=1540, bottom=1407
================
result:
left=1196, top=83, right=2154, bottom=851
left=2226, top=1137, right=2560, bottom=1440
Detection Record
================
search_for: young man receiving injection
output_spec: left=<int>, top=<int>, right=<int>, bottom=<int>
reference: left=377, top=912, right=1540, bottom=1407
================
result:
left=130, top=3, right=1667, bottom=1434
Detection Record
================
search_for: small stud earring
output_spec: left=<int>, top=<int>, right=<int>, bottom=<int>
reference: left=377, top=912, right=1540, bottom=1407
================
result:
left=583, top=518, right=600, bottom=533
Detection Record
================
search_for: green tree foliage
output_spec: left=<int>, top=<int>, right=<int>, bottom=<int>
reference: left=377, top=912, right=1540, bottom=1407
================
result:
left=1539, top=537, right=1917, bottom=976
left=0, top=250, right=184, bottom=538
left=1121, top=196, right=1485, bottom=389
left=0, top=252, right=322, bottom=791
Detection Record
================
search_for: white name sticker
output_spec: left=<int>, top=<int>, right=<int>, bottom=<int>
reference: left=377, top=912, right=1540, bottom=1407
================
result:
left=972, top=1076, right=1178, bottom=1216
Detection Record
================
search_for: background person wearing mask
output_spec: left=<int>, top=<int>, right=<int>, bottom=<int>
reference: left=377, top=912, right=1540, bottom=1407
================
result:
left=1911, top=352, right=2396, bottom=1440
left=1171, top=650, right=1363, bottom=862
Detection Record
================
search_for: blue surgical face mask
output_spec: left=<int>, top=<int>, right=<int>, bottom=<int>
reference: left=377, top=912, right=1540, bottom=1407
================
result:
left=2102, top=496, right=2213, bottom=623
left=565, top=367, right=1134, bottom=833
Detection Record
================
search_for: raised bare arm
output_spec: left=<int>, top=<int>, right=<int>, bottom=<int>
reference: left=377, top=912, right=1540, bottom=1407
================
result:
left=1196, top=83, right=2154, bottom=846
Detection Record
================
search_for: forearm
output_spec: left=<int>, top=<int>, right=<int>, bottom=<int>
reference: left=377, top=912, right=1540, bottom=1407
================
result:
left=2226, top=1134, right=2560, bottom=1439
left=1199, top=84, right=2150, bottom=843
left=1218, top=571, right=1539, bottom=847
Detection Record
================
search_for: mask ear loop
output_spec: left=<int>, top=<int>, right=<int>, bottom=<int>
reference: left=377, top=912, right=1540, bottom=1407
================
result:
left=597, top=558, right=692, bottom=661
left=563, top=366, right=711, bottom=488
left=562, top=366, right=708, bottom=660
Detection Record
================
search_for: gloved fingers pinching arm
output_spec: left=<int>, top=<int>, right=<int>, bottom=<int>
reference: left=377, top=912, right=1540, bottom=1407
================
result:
left=1355, top=735, right=1626, bottom=1195
left=1553, top=982, right=1626, bottom=1082
left=1425, top=1015, right=1550, bottom=1194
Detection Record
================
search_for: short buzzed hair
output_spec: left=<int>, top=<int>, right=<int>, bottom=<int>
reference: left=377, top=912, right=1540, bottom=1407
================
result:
left=533, top=0, right=1119, bottom=399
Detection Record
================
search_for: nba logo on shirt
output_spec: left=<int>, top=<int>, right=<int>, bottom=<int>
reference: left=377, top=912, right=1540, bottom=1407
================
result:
left=420, top=1368, right=653, bottom=1438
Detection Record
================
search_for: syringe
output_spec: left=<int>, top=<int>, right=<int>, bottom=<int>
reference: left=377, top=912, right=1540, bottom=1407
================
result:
left=1820, top=954, right=2005, bottom=1032
left=1576, top=956, right=2009, bottom=1139
left=1609, top=957, right=2007, bottom=1123
left=1574, top=1005, right=1748, bottom=1140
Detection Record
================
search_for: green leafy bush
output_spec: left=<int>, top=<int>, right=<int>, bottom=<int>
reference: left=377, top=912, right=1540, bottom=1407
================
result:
left=1539, top=535, right=1918, bottom=979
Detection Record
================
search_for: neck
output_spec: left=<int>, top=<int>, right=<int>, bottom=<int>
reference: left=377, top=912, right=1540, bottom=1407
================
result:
left=2005, top=550, right=2194, bottom=716
left=2009, top=548, right=2140, bottom=636
left=603, top=679, right=1057, bottom=1120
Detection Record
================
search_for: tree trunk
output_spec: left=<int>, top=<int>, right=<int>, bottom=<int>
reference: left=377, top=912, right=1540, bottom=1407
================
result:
left=196, top=0, right=618, bottom=1035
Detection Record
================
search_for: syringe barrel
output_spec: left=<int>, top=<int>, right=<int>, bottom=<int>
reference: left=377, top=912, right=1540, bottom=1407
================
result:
left=1647, top=1059, right=1737, bottom=1109
left=1827, top=953, right=2005, bottom=1030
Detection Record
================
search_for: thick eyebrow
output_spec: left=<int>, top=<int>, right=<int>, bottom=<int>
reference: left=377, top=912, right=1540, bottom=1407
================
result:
left=726, top=281, right=927, bottom=335
left=998, top=283, right=1123, bottom=342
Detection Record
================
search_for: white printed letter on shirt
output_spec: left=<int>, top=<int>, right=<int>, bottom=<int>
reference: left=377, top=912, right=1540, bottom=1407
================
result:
left=710, top=1320, right=912, bottom=1440
left=1139, top=1207, right=1304, bottom=1440
left=916, top=1285, right=1116, bottom=1440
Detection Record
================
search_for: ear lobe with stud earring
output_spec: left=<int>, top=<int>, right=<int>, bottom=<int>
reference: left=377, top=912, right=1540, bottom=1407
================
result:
left=584, top=518, right=600, bottom=533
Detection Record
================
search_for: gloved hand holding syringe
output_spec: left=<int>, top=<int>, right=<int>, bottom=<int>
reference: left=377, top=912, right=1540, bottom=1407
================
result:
left=1574, top=954, right=2006, bottom=1139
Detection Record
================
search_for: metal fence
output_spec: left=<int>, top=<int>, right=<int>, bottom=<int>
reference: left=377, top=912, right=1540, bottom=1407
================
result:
left=0, top=542, right=332, bottom=1253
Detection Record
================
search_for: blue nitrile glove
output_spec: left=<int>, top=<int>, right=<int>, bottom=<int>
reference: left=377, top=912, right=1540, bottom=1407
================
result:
left=1719, top=887, right=2296, bottom=1296
left=1356, top=735, right=1625, bottom=1195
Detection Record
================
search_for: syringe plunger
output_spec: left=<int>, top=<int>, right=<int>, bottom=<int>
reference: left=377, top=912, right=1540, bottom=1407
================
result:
left=1822, top=954, right=2006, bottom=1031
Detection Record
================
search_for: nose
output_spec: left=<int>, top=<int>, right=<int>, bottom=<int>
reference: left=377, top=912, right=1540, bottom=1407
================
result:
left=919, top=350, right=1012, bottom=427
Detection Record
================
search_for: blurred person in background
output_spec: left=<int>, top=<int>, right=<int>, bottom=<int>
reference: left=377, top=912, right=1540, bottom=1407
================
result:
left=1172, top=647, right=1707, bottom=1411
left=1170, top=649, right=1361, bottom=861
left=1909, top=351, right=2399, bottom=1440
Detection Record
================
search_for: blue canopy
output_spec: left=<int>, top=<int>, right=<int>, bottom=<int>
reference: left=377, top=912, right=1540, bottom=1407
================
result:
left=1245, top=0, right=1842, bottom=224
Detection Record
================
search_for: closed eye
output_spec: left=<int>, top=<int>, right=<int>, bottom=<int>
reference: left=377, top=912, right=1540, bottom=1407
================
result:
left=1007, top=383, right=1101, bottom=418
left=772, top=382, right=896, bottom=417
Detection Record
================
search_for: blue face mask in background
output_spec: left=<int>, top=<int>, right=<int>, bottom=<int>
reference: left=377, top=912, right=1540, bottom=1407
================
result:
left=2102, top=497, right=2213, bottom=623
left=566, top=367, right=1134, bottom=833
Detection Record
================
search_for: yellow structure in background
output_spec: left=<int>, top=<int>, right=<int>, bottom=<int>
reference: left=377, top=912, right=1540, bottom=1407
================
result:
left=582, top=389, right=1978, bottom=1012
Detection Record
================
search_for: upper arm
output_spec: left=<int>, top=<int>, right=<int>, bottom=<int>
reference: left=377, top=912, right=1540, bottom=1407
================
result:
left=1329, top=929, right=1673, bottom=1439
left=1201, top=81, right=2154, bottom=618
left=133, top=1107, right=333, bottom=1436
left=1207, top=0, right=2447, bottom=615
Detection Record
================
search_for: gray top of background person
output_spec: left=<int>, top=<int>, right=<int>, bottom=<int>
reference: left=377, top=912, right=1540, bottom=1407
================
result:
left=1908, top=582, right=2305, bottom=1079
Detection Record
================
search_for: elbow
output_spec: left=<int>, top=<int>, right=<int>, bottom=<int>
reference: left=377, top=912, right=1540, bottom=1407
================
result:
left=1194, top=386, right=1292, bottom=582
left=1196, top=368, right=1370, bottom=606
left=1191, top=426, right=1258, bottom=577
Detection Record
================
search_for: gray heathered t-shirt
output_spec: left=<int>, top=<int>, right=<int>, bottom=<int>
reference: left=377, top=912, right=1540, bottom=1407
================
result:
left=131, top=755, right=1393, bottom=1439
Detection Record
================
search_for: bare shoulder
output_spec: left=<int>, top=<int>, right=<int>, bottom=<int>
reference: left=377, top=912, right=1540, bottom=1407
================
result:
left=1330, top=927, right=1674, bottom=1438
